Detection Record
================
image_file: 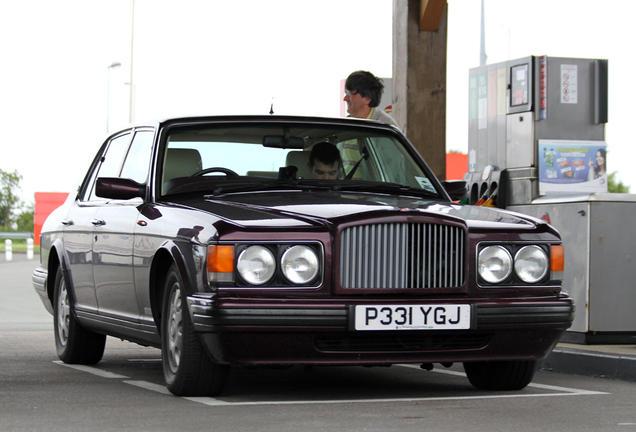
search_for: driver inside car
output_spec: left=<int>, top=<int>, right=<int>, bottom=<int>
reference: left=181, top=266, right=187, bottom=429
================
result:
left=308, top=142, right=343, bottom=180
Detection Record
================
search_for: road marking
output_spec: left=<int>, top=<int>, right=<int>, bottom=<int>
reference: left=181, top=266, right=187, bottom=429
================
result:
left=186, top=391, right=606, bottom=407
left=53, top=361, right=129, bottom=379
left=398, top=364, right=609, bottom=396
left=53, top=361, right=609, bottom=405
left=124, top=380, right=172, bottom=395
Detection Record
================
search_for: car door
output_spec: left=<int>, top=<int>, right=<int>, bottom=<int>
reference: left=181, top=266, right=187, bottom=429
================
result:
left=92, top=129, right=154, bottom=325
left=61, top=132, right=131, bottom=316
left=62, top=188, right=103, bottom=316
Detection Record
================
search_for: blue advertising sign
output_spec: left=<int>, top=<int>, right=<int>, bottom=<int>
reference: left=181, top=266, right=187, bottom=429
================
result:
left=538, top=140, right=608, bottom=194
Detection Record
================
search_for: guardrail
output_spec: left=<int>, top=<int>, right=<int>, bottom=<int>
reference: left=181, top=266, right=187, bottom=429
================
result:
left=0, top=232, right=34, bottom=240
left=2, top=235, right=35, bottom=261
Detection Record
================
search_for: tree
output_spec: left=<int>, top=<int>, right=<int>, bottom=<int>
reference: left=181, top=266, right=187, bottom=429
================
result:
left=15, top=203, right=34, bottom=232
left=0, top=168, right=30, bottom=231
left=608, top=171, right=630, bottom=194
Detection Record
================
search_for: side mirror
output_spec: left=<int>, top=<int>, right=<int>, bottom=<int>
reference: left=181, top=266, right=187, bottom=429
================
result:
left=441, top=180, right=468, bottom=201
left=96, top=177, right=146, bottom=200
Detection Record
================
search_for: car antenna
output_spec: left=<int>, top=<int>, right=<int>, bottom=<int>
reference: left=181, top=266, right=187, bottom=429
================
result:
left=269, top=97, right=274, bottom=115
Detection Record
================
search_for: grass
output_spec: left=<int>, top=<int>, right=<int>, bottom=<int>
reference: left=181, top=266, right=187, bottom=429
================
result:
left=0, top=238, right=40, bottom=253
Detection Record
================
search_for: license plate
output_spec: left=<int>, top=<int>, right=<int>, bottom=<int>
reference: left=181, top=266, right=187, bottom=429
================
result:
left=354, top=304, right=471, bottom=331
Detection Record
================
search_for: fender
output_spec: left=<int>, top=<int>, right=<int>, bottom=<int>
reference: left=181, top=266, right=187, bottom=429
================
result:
left=45, top=238, right=74, bottom=312
left=148, top=239, right=206, bottom=330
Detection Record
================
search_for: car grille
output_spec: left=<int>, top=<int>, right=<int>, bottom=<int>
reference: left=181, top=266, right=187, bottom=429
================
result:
left=315, top=332, right=489, bottom=352
left=339, top=223, right=465, bottom=289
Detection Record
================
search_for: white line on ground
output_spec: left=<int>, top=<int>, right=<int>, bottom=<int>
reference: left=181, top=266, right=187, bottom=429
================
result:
left=53, top=361, right=609, bottom=406
left=53, top=360, right=129, bottom=379
left=397, top=364, right=609, bottom=395
left=124, top=380, right=172, bottom=395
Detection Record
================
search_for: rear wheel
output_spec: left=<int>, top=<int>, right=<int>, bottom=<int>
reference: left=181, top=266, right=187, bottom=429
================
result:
left=463, top=360, right=537, bottom=391
left=53, top=270, right=106, bottom=364
left=161, top=264, right=229, bottom=396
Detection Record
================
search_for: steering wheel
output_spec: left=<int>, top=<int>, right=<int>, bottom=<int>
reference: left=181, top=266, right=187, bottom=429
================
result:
left=192, top=167, right=239, bottom=177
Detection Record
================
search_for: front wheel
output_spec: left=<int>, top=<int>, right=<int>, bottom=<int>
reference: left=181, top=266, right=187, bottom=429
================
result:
left=161, top=264, right=229, bottom=397
left=53, top=269, right=106, bottom=364
left=463, top=360, right=538, bottom=391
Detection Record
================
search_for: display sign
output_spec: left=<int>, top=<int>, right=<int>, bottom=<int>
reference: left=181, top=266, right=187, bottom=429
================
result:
left=561, top=64, right=578, bottom=104
left=478, top=72, right=488, bottom=129
left=511, top=63, right=529, bottom=106
left=538, top=140, right=608, bottom=194
left=539, top=56, right=548, bottom=120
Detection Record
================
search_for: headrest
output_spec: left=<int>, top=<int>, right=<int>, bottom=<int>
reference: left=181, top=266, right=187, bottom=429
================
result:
left=163, top=148, right=203, bottom=182
left=285, top=151, right=312, bottom=179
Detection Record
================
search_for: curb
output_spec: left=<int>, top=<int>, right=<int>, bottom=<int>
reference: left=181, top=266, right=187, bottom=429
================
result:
left=539, top=348, right=636, bottom=383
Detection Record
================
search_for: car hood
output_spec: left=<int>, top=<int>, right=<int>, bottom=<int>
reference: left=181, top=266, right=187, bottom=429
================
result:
left=173, top=190, right=544, bottom=231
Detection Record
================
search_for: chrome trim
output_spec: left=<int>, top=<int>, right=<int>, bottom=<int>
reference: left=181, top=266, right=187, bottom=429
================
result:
left=32, top=267, right=47, bottom=293
left=340, top=223, right=465, bottom=289
left=475, top=241, right=561, bottom=288
left=215, top=240, right=325, bottom=290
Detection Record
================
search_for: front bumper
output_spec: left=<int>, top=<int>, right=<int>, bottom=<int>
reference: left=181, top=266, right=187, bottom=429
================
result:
left=32, top=267, right=54, bottom=315
left=188, top=295, right=575, bottom=365
left=187, top=296, right=574, bottom=330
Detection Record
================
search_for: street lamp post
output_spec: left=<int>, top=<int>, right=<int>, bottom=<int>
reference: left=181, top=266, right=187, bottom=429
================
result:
left=107, top=61, right=121, bottom=133
left=129, top=0, right=135, bottom=123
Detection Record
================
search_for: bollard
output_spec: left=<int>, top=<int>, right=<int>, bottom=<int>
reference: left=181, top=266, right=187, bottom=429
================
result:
left=5, top=239, right=12, bottom=261
left=27, top=238, right=34, bottom=260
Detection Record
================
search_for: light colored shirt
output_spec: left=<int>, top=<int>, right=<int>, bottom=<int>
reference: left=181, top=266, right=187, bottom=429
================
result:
left=369, top=107, right=400, bottom=129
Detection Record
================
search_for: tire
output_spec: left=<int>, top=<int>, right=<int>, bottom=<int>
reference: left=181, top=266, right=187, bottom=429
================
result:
left=463, top=360, right=538, bottom=391
left=161, top=264, right=229, bottom=397
left=53, top=270, right=106, bottom=364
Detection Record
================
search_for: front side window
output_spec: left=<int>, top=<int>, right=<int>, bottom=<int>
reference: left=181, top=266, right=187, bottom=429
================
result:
left=120, top=130, right=154, bottom=184
left=83, top=133, right=131, bottom=202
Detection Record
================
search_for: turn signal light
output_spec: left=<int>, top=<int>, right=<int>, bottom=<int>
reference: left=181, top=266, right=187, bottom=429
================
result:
left=550, top=245, right=564, bottom=272
left=207, top=245, right=235, bottom=282
left=550, top=245, right=564, bottom=281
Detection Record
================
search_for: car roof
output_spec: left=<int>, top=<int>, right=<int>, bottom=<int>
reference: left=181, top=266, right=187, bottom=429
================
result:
left=113, top=114, right=399, bottom=135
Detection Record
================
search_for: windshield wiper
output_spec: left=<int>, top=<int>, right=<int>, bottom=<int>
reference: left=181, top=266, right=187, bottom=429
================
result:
left=203, top=179, right=439, bottom=199
left=336, top=181, right=440, bottom=198
left=205, top=179, right=336, bottom=197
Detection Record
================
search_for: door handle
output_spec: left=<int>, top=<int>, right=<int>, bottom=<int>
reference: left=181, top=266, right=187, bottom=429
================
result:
left=61, top=219, right=74, bottom=226
left=91, top=219, right=106, bottom=227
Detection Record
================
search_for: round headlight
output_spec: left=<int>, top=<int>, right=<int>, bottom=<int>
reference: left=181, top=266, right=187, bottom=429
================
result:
left=237, top=246, right=275, bottom=285
left=514, top=245, right=548, bottom=283
left=478, top=245, right=512, bottom=284
left=281, top=245, right=319, bottom=284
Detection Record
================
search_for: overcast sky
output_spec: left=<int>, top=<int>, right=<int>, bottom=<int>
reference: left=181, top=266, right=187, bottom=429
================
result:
left=1, top=0, right=634, bottom=203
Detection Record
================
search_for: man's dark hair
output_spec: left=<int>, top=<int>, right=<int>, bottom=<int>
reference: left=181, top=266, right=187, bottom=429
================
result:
left=309, top=142, right=341, bottom=167
left=345, top=70, right=384, bottom=108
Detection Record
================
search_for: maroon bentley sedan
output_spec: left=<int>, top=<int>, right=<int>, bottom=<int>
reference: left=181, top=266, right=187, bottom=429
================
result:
left=32, top=115, right=574, bottom=396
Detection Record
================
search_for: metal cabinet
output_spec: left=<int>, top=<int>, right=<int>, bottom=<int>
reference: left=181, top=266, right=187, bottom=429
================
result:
left=511, top=194, right=636, bottom=343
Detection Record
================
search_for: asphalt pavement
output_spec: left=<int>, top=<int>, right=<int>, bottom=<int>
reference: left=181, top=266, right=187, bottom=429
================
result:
left=2, top=250, right=636, bottom=383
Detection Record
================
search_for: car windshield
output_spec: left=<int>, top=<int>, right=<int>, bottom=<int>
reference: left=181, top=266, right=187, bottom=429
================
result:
left=160, top=122, right=439, bottom=197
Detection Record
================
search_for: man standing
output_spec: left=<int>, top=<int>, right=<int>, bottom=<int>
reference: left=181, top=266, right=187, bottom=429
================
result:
left=344, top=70, right=400, bottom=129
